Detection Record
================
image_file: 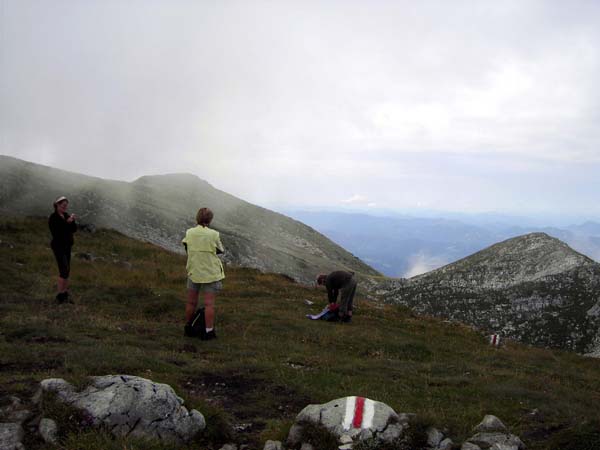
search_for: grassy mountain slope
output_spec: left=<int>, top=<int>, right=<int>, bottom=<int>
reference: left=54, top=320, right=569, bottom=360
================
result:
left=381, top=233, right=600, bottom=353
left=0, top=155, right=379, bottom=283
left=2, top=217, right=600, bottom=449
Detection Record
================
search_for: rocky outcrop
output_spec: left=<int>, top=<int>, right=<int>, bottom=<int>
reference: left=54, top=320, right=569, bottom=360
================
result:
left=41, top=375, right=205, bottom=444
left=1, top=382, right=527, bottom=450
left=379, top=233, right=600, bottom=353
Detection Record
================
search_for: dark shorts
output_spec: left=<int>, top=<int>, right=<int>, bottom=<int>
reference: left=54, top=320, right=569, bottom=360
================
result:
left=339, top=277, right=357, bottom=314
left=187, top=279, right=223, bottom=293
left=52, top=244, right=72, bottom=279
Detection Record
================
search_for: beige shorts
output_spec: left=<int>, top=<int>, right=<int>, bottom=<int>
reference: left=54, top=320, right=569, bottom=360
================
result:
left=187, top=279, right=223, bottom=293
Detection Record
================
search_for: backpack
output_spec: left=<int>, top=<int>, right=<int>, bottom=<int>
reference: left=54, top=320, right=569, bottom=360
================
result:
left=189, top=307, right=207, bottom=339
left=322, top=303, right=340, bottom=322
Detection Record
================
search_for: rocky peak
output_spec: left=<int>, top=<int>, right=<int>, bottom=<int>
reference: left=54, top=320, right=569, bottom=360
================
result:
left=411, top=232, right=597, bottom=290
left=132, top=173, right=215, bottom=191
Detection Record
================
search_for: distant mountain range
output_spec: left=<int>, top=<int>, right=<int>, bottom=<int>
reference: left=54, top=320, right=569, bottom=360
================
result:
left=283, top=210, right=600, bottom=277
left=0, top=156, right=379, bottom=283
left=373, top=233, right=600, bottom=354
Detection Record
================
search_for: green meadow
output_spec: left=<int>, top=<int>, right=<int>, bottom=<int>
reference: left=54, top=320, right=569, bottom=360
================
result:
left=1, top=217, right=600, bottom=449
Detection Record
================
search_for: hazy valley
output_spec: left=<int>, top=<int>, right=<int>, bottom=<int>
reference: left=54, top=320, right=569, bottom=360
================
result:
left=284, top=210, right=600, bottom=278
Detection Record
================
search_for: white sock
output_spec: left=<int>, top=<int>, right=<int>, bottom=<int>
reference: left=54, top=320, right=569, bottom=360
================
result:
left=206, top=327, right=214, bottom=332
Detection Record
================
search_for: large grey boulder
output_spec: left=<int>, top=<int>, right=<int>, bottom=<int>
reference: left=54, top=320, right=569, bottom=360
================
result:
left=287, top=396, right=403, bottom=447
left=41, top=375, right=205, bottom=444
left=0, top=423, right=24, bottom=450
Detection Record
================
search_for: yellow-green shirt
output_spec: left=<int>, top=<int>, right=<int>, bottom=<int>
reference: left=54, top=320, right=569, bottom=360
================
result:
left=182, top=226, right=225, bottom=283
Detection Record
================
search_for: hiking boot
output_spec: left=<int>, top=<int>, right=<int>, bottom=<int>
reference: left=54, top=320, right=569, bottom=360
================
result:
left=201, top=330, right=217, bottom=341
left=341, top=315, right=352, bottom=323
left=56, top=292, right=67, bottom=303
left=184, top=324, right=195, bottom=337
left=63, top=292, right=74, bottom=304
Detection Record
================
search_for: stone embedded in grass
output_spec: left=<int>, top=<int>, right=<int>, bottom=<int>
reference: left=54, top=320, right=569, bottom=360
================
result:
left=0, top=423, right=25, bottom=450
left=218, top=444, right=237, bottom=450
left=263, top=441, right=283, bottom=450
left=461, top=415, right=525, bottom=450
left=473, top=415, right=508, bottom=433
left=75, top=252, right=94, bottom=261
left=439, top=437, right=454, bottom=450
left=40, top=375, right=205, bottom=444
left=467, top=431, right=525, bottom=450
left=38, top=418, right=58, bottom=444
left=426, top=427, right=445, bottom=447
left=461, top=443, right=482, bottom=450
left=287, top=396, right=403, bottom=448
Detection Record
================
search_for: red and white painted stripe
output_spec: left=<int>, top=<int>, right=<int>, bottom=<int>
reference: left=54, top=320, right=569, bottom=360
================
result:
left=342, top=396, right=375, bottom=431
left=489, top=334, right=501, bottom=346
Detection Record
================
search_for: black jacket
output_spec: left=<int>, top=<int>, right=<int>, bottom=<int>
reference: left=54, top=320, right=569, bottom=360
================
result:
left=325, top=271, right=354, bottom=303
left=49, top=212, right=77, bottom=247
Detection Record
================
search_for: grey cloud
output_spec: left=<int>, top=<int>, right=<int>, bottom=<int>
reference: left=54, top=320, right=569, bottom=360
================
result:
left=1, top=0, right=600, bottom=214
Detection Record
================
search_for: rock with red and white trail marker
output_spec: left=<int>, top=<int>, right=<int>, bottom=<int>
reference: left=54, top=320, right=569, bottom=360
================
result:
left=287, top=396, right=403, bottom=447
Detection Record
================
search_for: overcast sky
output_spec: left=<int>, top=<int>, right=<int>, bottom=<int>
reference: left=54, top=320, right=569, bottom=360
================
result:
left=1, top=0, right=600, bottom=217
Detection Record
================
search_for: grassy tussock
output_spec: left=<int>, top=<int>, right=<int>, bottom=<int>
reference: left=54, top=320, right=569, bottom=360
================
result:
left=1, top=216, right=600, bottom=449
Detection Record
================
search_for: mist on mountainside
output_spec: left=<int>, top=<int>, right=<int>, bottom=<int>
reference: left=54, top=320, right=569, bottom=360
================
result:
left=283, top=210, right=600, bottom=278
left=0, top=156, right=380, bottom=283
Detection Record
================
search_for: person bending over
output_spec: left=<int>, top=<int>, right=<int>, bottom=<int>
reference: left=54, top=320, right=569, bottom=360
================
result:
left=316, top=270, right=357, bottom=323
left=48, top=196, right=77, bottom=303
left=182, top=207, right=225, bottom=340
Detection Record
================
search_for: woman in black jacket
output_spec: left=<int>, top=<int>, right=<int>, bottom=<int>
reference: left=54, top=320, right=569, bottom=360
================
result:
left=49, top=196, right=77, bottom=303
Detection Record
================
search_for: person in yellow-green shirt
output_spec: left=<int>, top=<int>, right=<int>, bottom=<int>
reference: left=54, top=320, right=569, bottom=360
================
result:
left=182, top=208, right=225, bottom=340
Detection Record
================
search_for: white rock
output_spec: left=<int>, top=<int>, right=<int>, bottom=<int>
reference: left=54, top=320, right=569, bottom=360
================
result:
left=473, top=415, right=508, bottom=433
left=461, top=443, right=482, bottom=450
left=427, top=427, right=444, bottom=447
left=381, top=423, right=403, bottom=442
left=439, top=437, right=454, bottom=450
left=490, top=444, right=520, bottom=450
left=291, top=396, right=399, bottom=441
left=468, top=432, right=524, bottom=450
left=263, top=441, right=283, bottom=450
left=41, top=375, right=205, bottom=444
left=219, top=445, right=237, bottom=450
left=39, top=418, right=58, bottom=444
left=339, top=434, right=353, bottom=444
left=0, top=423, right=24, bottom=450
